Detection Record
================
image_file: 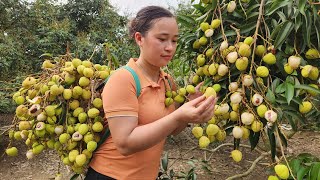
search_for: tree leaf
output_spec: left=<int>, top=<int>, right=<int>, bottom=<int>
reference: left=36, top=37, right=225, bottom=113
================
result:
left=70, top=173, right=80, bottom=180
left=266, top=88, right=276, bottom=104
left=297, top=166, right=310, bottom=180
left=265, top=0, right=290, bottom=16
left=177, top=14, right=196, bottom=27
left=285, top=82, right=294, bottom=105
left=289, top=158, right=301, bottom=175
left=274, top=21, right=294, bottom=49
left=249, top=131, right=260, bottom=151
left=295, top=84, right=320, bottom=95
left=275, top=83, right=286, bottom=94
left=310, top=162, right=320, bottom=180
left=298, top=0, right=307, bottom=16
left=267, top=128, right=276, bottom=161
left=161, top=152, right=168, bottom=171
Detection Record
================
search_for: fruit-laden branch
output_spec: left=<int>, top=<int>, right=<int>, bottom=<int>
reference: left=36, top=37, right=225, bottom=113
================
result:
left=249, top=0, right=265, bottom=75
left=226, top=151, right=270, bottom=180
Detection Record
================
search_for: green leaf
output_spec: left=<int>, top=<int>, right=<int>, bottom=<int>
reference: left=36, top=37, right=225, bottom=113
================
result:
left=267, top=128, right=276, bottom=161
left=289, top=159, right=301, bottom=175
left=297, top=166, right=310, bottom=180
left=249, top=131, right=260, bottom=151
left=276, top=83, right=286, bottom=94
left=39, top=53, right=53, bottom=58
left=266, top=88, right=276, bottom=104
left=285, top=82, right=294, bottom=104
left=274, top=21, right=294, bottom=49
left=161, top=152, right=168, bottom=171
left=271, top=78, right=280, bottom=92
left=310, top=162, right=320, bottom=180
left=298, top=0, right=307, bottom=16
left=276, top=11, right=287, bottom=22
left=285, top=111, right=305, bottom=124
left=177, top=14, right=196, bottom=27
left=295, top=84, right=320, bottom=95
left=265, top=0, right=290, bottom=16
left=211, top=0, right=217, bottom=11
left=302, top=10, right=312, bottom=47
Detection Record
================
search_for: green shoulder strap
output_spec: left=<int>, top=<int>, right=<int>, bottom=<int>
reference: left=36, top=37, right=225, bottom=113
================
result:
left=95, top=65, right=141, bottom=151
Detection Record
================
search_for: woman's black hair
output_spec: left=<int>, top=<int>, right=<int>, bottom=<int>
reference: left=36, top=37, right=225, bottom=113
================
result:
left=128, top=6, right=174, bottom=39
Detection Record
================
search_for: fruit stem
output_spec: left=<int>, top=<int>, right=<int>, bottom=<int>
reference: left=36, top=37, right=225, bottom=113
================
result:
left=275, top=127, right=296, bottom=180
left=238, top=0, right=248, bottom=19
left=249, top=0, right=265, bottom=75
left=217, top=0, right=227, bottom=41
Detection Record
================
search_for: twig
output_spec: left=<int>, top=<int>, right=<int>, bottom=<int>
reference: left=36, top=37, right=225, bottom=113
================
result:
left=249, top=0, right=265, bottom=75
left=217, top=0, right=227, bottom=41
left=226, top=152, right=270, bottom=180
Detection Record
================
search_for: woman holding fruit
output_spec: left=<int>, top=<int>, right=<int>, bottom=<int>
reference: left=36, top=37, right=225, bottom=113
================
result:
left=86, top=6, right=217, bottom=180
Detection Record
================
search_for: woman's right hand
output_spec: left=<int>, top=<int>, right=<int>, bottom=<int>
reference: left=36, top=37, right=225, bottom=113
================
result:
left=174, top=95, right=217, bottom=124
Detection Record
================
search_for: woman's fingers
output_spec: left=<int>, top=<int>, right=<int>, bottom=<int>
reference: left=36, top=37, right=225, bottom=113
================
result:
left=188, top=95, right=206, bottom=106
left=196, top=96, right=216, bottom=113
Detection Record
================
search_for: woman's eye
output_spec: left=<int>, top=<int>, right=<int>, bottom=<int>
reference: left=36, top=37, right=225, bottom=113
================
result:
left=158, top=38, right=166, bottom=41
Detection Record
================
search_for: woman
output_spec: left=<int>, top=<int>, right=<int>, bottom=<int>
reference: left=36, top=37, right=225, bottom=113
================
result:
left=86, top=6, right=217, bottom=180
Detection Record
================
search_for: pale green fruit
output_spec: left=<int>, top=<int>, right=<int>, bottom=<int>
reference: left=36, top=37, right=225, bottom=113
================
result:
left=174, top=95, right=185, bottom=104
left=63, top=156, right=71, bottom=165
left=78, top=124, right=89, bottom=135
left=257, top=104, right=268, bottom=118
left=243, top=36, right=253, bottom=45
left=72, top=86, right=83, bottom=96
left=72, top=58, right=82, bottom=68
left=274, top=164, right=289, bottom=179
left=6, top=147, right=18, bottom=156
left=231, top=150, right=242, bottom=162
left=59, top=133, right=71, bottom=144
left=88, top=108, right=100, bottom=118
left=262, top=53, right=276, bottom=65
left=46, top=139, right=55, bottom=149
left=235, top=57, right=249, bottom=71
left=309, top=67, right=319, bottom=80
left=211, top=19, right=221, bottom=29
left=81, top=89, right=91, bottom=100
left=186, top=85, right=196, bottom=94
left=35, top=129, right=46, bottom=138
left=19, top=121, right=31, bottom=131
left=255, top=45, right=267, bottom=57
left=267, top=175, right=279, bottom=180
left=251, top=121, right=263, bottom=132
left=16, top=105, right=28, bottom=117
left=241, top=127, right=250, bottom=139
left=197, top=54, right=206, bottom=67
left=92, top=122, right=104, bottom=132
left=238, top=43, right=251, bottom=57
left=199, top=36, right=208, bottom=45
left=82, top=60, right=92, bottom=68
left=14, top=96, right=25, bottom=105
left=200, top=22, right=210, bottom=32
left=45, top=105, right=56, bottom=117
left=79, top=77, right=90, bottom=87
left=299, top=101, right=312, bottom=114
left=205, top=48, right=214, bottom=58
left=192, top=126, right=203, bottom=139
left=63, top=89, right=72, bottom=100
left=84, top=133, right=94, bottom=143
left=82, top=149, right=93, bottom=159
left=256, top=66, right=269, bottom=77
left=199, top=136, right=210, bottom=148
left=73, top=107, right=84, bottom=117
left=42, top=60, right=55, bottom=69
left=193, top=40, right=201, bottom=49
left=305, top=48, right=320, bottom=59
left=204, top=87, right=217, bottom=98
left=206, top=124, right=219, bottom=136
left=87, top=141, right=98, bottom=152
left=64, top=73, right=76, bottom=85
left=93, top=98, right=103, bottom=109
left=32, top=144, right=44, bottom=155
left=69, top=100, right=80, bottom=110
left=165, top=98, right=173, bottom=107
left=284, top=63, right=294, bottom=74
left=77, top=65, right=85, bottom=75
left=68, top=150, right=79, bottom=162
left=78, top=112, right=88, bottom=123
left=67, top=140, right=78, bottom=150
left=50, top=84, right=60, bottom=96
left=75, top=154, right=87, bottom=166
left=99, top=70, right=110, bottom=79
left=83, top=68, right=94, bottom=78
left=22, top=77, right=37, bottom=89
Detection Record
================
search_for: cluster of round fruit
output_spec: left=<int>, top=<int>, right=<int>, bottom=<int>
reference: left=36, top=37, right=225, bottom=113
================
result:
left=7, top=56, right=111, bottom=174
left=185, top=8, right=319, bottom=162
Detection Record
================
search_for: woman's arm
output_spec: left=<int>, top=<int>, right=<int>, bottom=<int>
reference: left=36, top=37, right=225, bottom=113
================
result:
left=108, top=95, right=217, bottom=156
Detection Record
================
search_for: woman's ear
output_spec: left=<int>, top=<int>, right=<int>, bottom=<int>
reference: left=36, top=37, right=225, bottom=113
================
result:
left=134, top=32, right=143, bottom=47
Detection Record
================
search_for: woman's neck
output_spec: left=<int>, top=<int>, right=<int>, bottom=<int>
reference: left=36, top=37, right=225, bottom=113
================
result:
left=136, top=58, right=160, bottom=82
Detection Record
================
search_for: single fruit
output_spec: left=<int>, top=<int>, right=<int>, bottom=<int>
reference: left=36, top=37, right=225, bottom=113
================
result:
left=274, top=164, right=289, bottom=179
left=256, top=66, right=269, bottom=77
left=199, top=136, right=210, bottom=148
left=265, top=110, right=277, bottom=123
left=6, top=147, right=18, bottom=156
left=227, top=1, right=236, bottom=12
left=238, top=43, right=251, bottom=57
left=251, top=94, right=263, bottom=106
left=206, top=124, right=220, bottom=136
left=251, top=121, right=263, bottom=132
left=235, top=57, right=249, bottom=71
left=288, top=56, right=301, bottom=69
left=255, top=45, right=266, bottom=57
left=231, top=150, right=242, bottom=162
left=241, top=112, right=254, bottom=125
left=257, top=104, right=268, bottom=118
left=192, top=126, right=203, bottom=139
left=204, top=87, right=217, bottom=98
left=299, top=101, right=312, bottom=114
left=262, top=53, right=276, bottom=65
left=232, top=126, right=243, bottom=139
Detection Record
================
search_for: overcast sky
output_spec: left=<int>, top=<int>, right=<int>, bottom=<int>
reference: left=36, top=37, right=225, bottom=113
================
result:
left=108, top=0, right=190, bottom=16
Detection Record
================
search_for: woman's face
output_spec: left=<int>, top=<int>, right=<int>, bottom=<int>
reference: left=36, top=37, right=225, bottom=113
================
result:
left=136, top=17, right=179, bottom=67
